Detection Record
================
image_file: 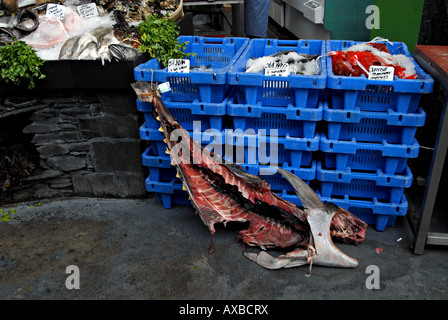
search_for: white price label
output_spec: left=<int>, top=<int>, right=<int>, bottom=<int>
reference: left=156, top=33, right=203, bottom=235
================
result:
left=264, top=61, right=290, bottom=77
left=368, top=66, right=395, bottom=81
left=77, top=3, right=99, bottom=19
left=46, top=4, right=65, bottom=19
left=158, top=82, right=171, bottom=93
left=167, top=59, right=190, bottom=73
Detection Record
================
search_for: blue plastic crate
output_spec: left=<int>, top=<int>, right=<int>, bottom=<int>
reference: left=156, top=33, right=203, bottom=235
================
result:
left=324, top=104, right=426, bottom=145
left=326, top=40, right=434, bottom=112
left=134, top=36, right=249, bottom=103
left=279, top=190, right=408, bottom=231
left=226, top=130, right=319, bottom=167
left=317, top=161, right=412, bottom=203
left=320, top=133, right=419, bottom=174
left=227, top=38, right=326, bottom=108
left=226, top=90, right=323, bottom=138
left=243, top=162, right=316, bottom=191
left=136, top=91, right=230, bottom=131
left=145, top=177, right=191, bottom=209
left=142, top=146, right=178, bottom=182
left=320, top=193, right=409, bottom=231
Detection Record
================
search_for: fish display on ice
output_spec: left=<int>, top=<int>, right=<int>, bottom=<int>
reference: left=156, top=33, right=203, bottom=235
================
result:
left=21, top=15, right=68, bottom=49
left=330, top=42, right=417, bottom=79
left=0, top=7, right=39, bottom=44
left=131, top=81, right=368, bottom=274
left=245, top=51, right=321, bottom=75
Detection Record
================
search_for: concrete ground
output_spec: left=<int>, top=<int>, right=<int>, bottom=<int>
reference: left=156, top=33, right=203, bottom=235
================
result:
left=1, top=194, right=447, bottom=301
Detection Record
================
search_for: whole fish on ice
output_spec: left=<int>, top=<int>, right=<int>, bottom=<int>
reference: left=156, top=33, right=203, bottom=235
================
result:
left=246, top=51, right=320, bottom=75
left=131, top=81, right=367, bottom=274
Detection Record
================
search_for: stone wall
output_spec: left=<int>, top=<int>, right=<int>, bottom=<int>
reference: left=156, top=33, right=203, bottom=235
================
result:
left=2, top=88, right=146, bottom=203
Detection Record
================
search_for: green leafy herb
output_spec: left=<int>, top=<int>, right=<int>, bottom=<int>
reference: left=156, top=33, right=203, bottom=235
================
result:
left=0, top=40, right=46, bottom=90
left=0, top=208, right=15, bottom=222
left=137, top=14, right=192, bottom=68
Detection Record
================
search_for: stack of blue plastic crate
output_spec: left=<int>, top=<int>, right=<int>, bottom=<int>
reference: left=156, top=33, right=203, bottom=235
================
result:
left=133, top=37, right=435, bottom=232
left=225, top=38, right=326, bottom=205
left=134, top=36, right=249, bottom=208
left=317, top=40, right=434, bottom=231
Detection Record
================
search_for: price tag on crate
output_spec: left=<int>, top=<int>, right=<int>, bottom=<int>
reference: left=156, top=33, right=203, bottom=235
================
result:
left=46, top=4, right=65, bottom=19
left=264, top=61, right=290, bottom=77
left=368, top=66, right=395, bottom=81
left=167, top=59, right=190, bottom=73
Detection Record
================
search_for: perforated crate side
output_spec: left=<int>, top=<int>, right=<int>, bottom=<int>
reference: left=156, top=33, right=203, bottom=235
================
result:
left=137, top=93, right=229, bottom=131
left=320, top=133, right=419, bottom=174
left=227, top=91, right=323, bottom=138
left=324, top=106, right=426, bottom=145
left=226, top=131, right=319, bottom=167
left=317, top=161, right=412, bottom=203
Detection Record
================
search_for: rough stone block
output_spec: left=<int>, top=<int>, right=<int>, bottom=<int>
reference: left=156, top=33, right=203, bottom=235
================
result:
left=36, top=144, right=69, bottom=157
left=47, top=155, right=86, bottom=172
left=90, top=138, right=143, bottom=172
left=78, top=114, right=138, bottom=139
left=31, top=131, right=82, bottom=145
left=72, top=172, right=145, bottom=197
left=25, top=169, right=64, bottom=181
left=67, top=142, right=90, bottom=152
left=23, top=121, right=56, bottom=134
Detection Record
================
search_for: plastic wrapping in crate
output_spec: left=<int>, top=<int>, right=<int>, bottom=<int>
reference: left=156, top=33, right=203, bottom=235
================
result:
left=320, top=133, right=419, bottom=174
left=145, top=177, right=191, bottom=209
left=226, top=131, right=319, bottom=167
left=317, top=161, right=412, bottom=203
left=136, top=91, right=231, bottom=131
left=326, top=40, right=434, bottom=112
left=320, top=194, right=408, bottom=232
left=324, top=104, right=426, bottom=145
left=226, top=91, right=322, bottom=138
left=227, top=39, right=326, bottom=108
left=134, top=36, right=249, bottom=103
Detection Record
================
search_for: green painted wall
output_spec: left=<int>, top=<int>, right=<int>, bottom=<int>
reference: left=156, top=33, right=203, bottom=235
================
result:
left=324, top=0, right=424, bottom=53
left=371, top=0, right=425, bottom=54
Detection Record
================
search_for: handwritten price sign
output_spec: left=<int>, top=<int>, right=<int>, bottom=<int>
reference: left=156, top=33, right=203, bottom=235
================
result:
left=264, top=61, right=290, bottom=77
left=46, top=4, right=66, bottom=19
left=168, top=59, right=190, bottom=73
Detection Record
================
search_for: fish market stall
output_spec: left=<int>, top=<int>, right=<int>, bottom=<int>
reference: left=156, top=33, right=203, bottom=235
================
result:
left=0, top=0, right=187, bottom=90
left=0, top=0, right=189, bottom=203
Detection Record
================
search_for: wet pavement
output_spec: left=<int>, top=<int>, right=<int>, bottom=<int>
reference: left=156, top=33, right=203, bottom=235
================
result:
left=0, top=195, right=447, bottom=301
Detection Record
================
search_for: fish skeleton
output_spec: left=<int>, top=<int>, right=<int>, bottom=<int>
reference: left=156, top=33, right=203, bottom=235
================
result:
left=131, top=82, right=367, bottom=273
